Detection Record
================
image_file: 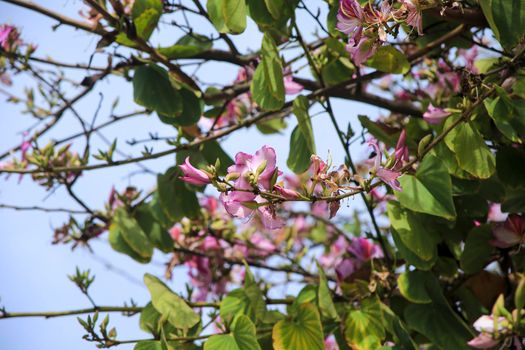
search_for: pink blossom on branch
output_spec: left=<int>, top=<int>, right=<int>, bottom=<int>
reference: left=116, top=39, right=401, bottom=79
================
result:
left=423, top=103, right=451, bottom=125
left=179, top=157, right=212, bottom=186
left=345, top=35, right=379, bottom=67
left=401, top=0, right=423, bottom=35
left=0, top=24, right=21, bottom=53
left=336, top=0, right=365, bottom=39
left=368, top=138, right=402, bottom=191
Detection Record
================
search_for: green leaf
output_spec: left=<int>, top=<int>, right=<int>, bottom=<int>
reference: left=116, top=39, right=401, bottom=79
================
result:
left=358, top=115, right=398, bottom=147
left=397, top=271, right=432, bottom=304
left=132, top=0, right=163, bottom=39
left=116, top=0, right=163, bottom=46
left=207, top=0, right=228, bottom=32
left=157, top=167, right=200, bottom=222
left=256, top=118, right=288, bottom=134
left=222, top=0, right=247, bottom=34
left=133, top=65, right=182, bottom=118
left=317, top=265, right=339, bottom=321
left=497, top=147, right=525, bottom=188
left=134, top=204, right=173, bottom=253
left=460, top=225, right=494, bottom=274
left=391, top=228, right=436, bottom=270
left=108, top=221, right=151, bottom=263
left=480, top=0, right=525, bottom=49
left=344, top=298, right=385, bottom=350
left=404, top=274, right=474, bottom=350
left=387, top=202, right=439, bottom=262
left=366, top=46, right=410, bottom=74
left=158, top=34, right=213, bottom=59
left=135, top=341, right=163, bottom=350
left=243, top=265, right=267, bottom=322
left=250, top=34, right=285, bottom=111
left=204, top=315, right=261, bottom=350
left=396, top=154, right=456, bottom=220
left=444, top=117, right=495, bottom=180
left=272, top=303, right=324, bottom=350
left=159, top=88, right=202, bottom=126
left=287, top=126, right=313, bottom=174
left=113, top=207, right=153, bottom=260
left=220, top=265, right=266, bottom=324
left=139, top=302, right=176, bottom=337
left=144, top=274, right=200, bottom=329
left=293, top=95, right=315, bottom=153
left=264, top=0, right=285, bottom=19
left=484, top=96, right=520, bottom=143
left=502, top=187, right=525, bottom=212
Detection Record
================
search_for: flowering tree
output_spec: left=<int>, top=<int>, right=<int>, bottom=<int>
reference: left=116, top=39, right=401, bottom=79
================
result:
left=2, top=0, right=525, bottom=349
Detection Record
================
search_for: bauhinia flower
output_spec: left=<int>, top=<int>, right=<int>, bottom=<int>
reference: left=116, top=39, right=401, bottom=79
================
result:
left=179, top=157, right=212, bottom=186
left=336, top=0, right=365, bottom=40
left=335, top=237, right=383, bottom=282
left=401, top=0, right=423, bottom=35
left=220, top=146, right=284, bottom=230
left=345, top=34, right=379, bottom=66
left=423, top=103, right=451, bottom=124
left=468, top=315, right=510, bottom=349
left=368, top=138, right=403, bottom=191
left=283, top=67, right=304, bottom=95
left=491, top=213, right=525, bottom=248
left=347, top=237, right=384, bottom=261
left=0, top=24, right=21, bottom=53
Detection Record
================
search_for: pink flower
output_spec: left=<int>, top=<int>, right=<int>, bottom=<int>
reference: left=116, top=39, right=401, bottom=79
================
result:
left=468, top=315, right=510, bottom=349
left=473, top=316, right=507, bottom=334
left=335, top=258, right=357, bottom=281
left=179, top=157, right=212, bottom=186
left=319, top=236, right=348, bottom=268
left=402, top=0, right=423, bottom=35
left=0, top=24, right=20, bottom=52
left=459, top=46, right=479, bottom=74
left=347, top=237, right=383, bottom=262
left=227, top=145, right=278, bottom=191
left=491, top=214, right=525, bottom=248
left=169, top=224, right=183, bottom=242
left=423, top=103, right=451, bottom=125
left=394, top=129, right=409, bottom=164
left=274, top=185, right=300, bottom=199
left=324, top=336, right=340, bottom=350
left=220, top=192, right=284, bottom=230
left=487, top=203, right=507, bottom=222
left=336, top=0, right=365, bottom=39
left=283, top=67, right=304, bottom=95
left=467, top=334, right=500, bottom=349
left=346, top=35, right=379, bottom=66
left=369, top=139, right=402, bottom=191
left=249, top=232, right=276, bottom=256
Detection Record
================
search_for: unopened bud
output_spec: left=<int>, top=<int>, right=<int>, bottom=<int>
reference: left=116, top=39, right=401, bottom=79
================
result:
left=225, top=172, right=240, bottom=182
left=418, top=134, right=433, bottom=158
left=255, top=160, right=267, bottom=176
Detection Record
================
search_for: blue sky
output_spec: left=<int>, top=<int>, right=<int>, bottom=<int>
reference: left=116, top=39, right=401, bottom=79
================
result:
left=0, top=1, right=383, bottom=349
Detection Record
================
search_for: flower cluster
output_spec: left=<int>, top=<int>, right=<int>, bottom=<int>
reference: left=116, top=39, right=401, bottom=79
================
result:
left=319, top=235, right=383, bottom=285
left=180, top=141, right=410, bottom=229
left=336, top=0, right=423, bottom=65
left=180, top=145, right=355, bottom=229
left=166, top=196, right=278, bottom=300
left=467, top=313, right=525, bottom=349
